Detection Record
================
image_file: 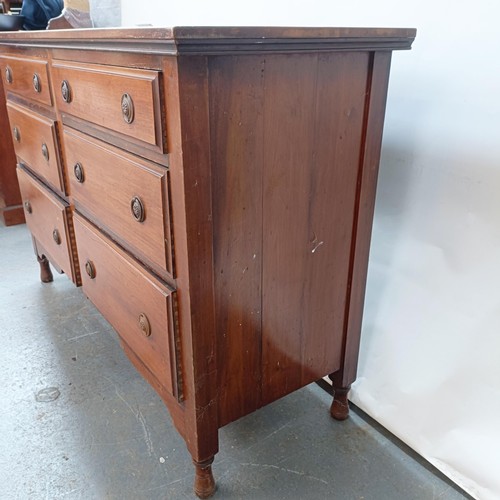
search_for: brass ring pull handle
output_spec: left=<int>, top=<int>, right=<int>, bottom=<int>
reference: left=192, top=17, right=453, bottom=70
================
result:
left=85, top=260, right=96, bottom=279
left=5, top=66, right=12, bottom=84
left=138, top=313, right=151, bottom=337
left=24, top=200, right=32, bottom=214
left=61, top=80, right=72, bottom=103
left=33, top=73, right=41, bottom=93
left=121, top=93, right=134, bottom=124
left=52, top=229, right=61, bottom=245
left=41, top=143, right=49, bottom=161
left=13, top=126, right=20, bottom=142
left=74, top=162, right=84, bottom=183
left=130, top=196, right=145, bottom=222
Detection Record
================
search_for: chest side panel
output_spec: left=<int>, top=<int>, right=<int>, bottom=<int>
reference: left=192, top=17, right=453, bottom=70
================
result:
left=212, top=52, right=371, bottom=424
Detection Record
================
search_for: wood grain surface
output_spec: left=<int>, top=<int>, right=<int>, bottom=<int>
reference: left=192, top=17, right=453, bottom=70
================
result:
left=17, top=167, right=77, bottom=283
left=74, top=214, right=180, bottom=399
left=210, top=55, right=265, bottom=426
left=331, top=51, right=393, bottom=390
left=261, top=52, right=369, bottom=404
left=210, top=52, right=371, bottom=423
left=64, top=128, right=173, bottom=277
left=0, top=54, right=52, bottom=106
left=52, top=60, right=164, bottom=151
left=7, top=101, right=65, bottom=196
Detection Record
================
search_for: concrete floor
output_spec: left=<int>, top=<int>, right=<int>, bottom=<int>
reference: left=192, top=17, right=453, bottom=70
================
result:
left=1, top=223, right=470, bottom=500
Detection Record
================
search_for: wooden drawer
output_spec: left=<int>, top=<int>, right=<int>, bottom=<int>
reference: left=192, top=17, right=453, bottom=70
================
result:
left=17, top=167, right=79, bottom=285
left=74, top=214, right=180, bottom=398
left=64, top=128, right=173, bottom=276
left=7, top=102, right=65, bottom=195
left=52, top=60, right=164, bottom=151
left=0, top=55, right=52, bottom=106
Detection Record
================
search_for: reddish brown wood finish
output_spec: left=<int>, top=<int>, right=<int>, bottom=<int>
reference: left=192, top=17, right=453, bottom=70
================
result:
left=260, top=52, right=369, bottom=405
left=37, top=254, right=54, bottom=283
left=51, top=60, right=164, bottom=151
left=0, top=74, right=24, bottom=226
left=0, top=54, right=52, bottom=106
left=16, top=167, right=78, bottom=284
left=0, top=27, right=416, bottom=498
left=0, top=26, right=416, bottom=55
left=64, top=128, right=173, bottom=278
left=330, top=385, right=351, bottom=421
left=73, top=214, right=181, bottom=399
left=210, top=55, right=264, bottom=426
left=210, top=52, right=372, bottom=425
left=193, top=458, right=216, bottom=499
left=330, top=51, right=393, bottom=391
left=7, top=102, right=65, bottom=196
left=165, top=54, right=219, bottom=463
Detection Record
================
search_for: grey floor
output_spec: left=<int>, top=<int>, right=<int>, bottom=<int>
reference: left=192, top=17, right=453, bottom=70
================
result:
left=1, top=223, right=470, bottom=500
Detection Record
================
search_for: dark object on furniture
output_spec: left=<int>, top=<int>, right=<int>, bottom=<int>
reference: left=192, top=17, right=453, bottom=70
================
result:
left=0, top=26, right=416, bottom=498
left=0, top=13, right=24, bottom=30
left=1, top=1, right=24, bottom=14
left=21, top=0, right=62, bottom=30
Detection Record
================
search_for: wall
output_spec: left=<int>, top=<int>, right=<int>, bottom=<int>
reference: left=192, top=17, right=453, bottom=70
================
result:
left=89, top=0, right=121, bottom=27
left=120, top=2, right=500, bottom=498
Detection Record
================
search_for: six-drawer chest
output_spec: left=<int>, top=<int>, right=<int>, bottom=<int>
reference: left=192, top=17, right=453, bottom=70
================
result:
left=0, top=27, right=415, bottom=497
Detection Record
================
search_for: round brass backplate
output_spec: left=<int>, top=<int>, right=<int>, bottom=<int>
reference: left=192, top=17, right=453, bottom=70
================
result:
left=5, top=66, right=12, bottom=84
left=74, top=162, right=84, bottom=183
left=121, top=93, right=134, bottom=124
left=138, top=313, right=151, bottom=337
left=61, top=80, right=72, bottom=103
left=130, top=196, right=145, bottom=222
left=85, top=260, right=96, bottom=279
left=33, top=73, right=41, bottom=93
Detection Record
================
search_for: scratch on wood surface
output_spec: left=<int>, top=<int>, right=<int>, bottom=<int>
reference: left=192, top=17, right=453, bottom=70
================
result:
left=196, top=398, right=217, bottom=421
left=311, top=240, right=324, bottom=253
left=309, top=231, right=324, bottom=253
left=194, top=369, right=217, bottom=391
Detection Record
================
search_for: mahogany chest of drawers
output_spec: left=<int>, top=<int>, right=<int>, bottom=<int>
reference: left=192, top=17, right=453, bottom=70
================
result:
left=0, top=27, right=415, bottom=498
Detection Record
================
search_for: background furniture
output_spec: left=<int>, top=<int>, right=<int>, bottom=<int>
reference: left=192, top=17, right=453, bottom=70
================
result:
left=0, top=1, right=23, bottom=14
left=0, top=27, right=415, bottom=497
left=0, top=74, right=24, bottom=225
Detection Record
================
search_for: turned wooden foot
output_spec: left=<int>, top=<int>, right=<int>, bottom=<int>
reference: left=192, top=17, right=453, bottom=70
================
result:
left=193, top=457, right=216, bottom=499
left=37, top=255, right=53, bottom=283
left=330, top=385, right=351, bottom=421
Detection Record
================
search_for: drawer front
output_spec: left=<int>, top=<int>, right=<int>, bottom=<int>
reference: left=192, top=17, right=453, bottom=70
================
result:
left=74, top=214, right=179, bottom=397
left=7, top=102, right=65, bottom=195
left=52, top=61, right=164, bottom=151
left=64, top=128, right=172, bottom=275
left=0, top=55, right=52, bottom=106
left=17, top=167, right=79, bottom=284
